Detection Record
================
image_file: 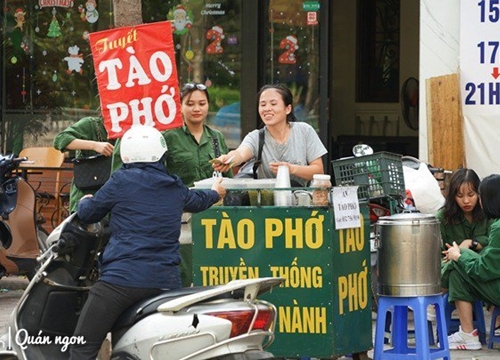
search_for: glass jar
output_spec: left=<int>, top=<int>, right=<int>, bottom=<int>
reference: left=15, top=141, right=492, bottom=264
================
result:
left=311, top=174, right=332, bottom=206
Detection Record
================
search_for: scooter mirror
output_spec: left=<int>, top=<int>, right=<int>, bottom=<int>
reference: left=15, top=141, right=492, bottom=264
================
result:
left=353, top=144, right=373, bottom=157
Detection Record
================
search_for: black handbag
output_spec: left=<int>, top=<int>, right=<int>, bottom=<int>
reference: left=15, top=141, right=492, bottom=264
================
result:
left=234, top=127, right=265, bottom=179
left=72, top=154, right=112, bottom=190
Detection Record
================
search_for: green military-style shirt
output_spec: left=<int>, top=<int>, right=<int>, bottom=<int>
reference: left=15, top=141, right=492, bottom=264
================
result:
left=458, top=218, right=500, bottom=282
left=164, top=124, right=233, bottom=187
left=111, top=124, right=233, bottom=187
left=436, top=208, right=493, bottom=250
left=53, top=116, right=110, bottom=213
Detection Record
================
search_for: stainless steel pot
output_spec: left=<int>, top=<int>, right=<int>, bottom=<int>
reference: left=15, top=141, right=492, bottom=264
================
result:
left=376, top=213, right=441, bottom=296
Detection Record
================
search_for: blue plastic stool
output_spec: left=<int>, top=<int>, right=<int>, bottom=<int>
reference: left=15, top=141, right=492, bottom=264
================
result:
left=374, top=295, right=450, bottom=360
left=488, top=306, right=500, bottom=349
left=443, top=293, right=486, bottom=344
left=384, top=309, right=435, bottom=345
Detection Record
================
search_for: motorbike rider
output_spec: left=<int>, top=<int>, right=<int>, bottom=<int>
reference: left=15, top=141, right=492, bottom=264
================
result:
left=70, top=125, right=226, bottom=359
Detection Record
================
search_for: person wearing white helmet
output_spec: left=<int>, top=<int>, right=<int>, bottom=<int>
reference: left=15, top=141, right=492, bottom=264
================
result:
left=120, top=124, right=168, bottom=164
left=72, top=124, right=226, bottom=359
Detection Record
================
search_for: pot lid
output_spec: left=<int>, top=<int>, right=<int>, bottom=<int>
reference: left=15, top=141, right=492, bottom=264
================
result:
left=378, top=212, right=437, bottom=223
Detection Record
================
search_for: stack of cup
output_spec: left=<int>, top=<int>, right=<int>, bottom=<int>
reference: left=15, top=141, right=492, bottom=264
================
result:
left=274, top=165, right=293, bottom=206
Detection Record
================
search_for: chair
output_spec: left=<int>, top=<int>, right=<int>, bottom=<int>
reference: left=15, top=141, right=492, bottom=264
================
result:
left=442, top=293, right=486, bottom=344
left=51, top=181, right=71, bottom=228
left=488, top=306, right=500, bottom=349
left=374, top=295, right=450, bottom=360
left=18, top=147, right=65, bottom=229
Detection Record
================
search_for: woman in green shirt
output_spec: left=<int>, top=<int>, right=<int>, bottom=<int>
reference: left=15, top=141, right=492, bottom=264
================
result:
left=437, top=168, right=492, bottom=254
left=164, top=83, right=233, bottom=186
left=444, top=173, right=500, bottom=350
left=439, top=169, right=493, bottom=292
left=165, top=83, right=233, bottom=287
left=53, top=116, right=114, bottom=213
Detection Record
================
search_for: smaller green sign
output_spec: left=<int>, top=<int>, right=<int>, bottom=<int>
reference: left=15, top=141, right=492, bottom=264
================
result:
left=303, top=1, right=320, bottom=12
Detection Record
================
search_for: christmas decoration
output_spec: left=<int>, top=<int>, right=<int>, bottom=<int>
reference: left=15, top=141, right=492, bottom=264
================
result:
left=47, top=8, right=62, bottom=38
left=206, top=25, right=225, bottom=54
left=278, top=35, right=299, bottom=64
left=78, top=0, right=99, bottom=24
left=167, top=5, right=193, bottom=35
left=63, top=45, right=84, bottom=74
left=14, top=8, right=27, bottom=31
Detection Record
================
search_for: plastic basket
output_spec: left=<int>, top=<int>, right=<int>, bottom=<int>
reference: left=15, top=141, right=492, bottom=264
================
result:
left=331, top=152, right=405, bottom=200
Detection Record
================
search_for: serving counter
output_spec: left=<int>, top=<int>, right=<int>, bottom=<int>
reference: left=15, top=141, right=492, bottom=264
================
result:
left=191, top=202, right=372, bottom=358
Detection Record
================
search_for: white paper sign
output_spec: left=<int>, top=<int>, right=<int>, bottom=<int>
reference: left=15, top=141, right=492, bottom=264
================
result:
left=331, top=186, right=361, bottom=230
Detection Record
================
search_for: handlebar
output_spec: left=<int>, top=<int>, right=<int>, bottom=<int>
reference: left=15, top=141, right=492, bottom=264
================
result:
left=51, top=233, right=80, bottom=256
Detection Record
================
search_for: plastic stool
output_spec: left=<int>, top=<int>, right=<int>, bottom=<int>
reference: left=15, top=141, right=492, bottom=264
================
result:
left=374, top=295, right=450, bottom=360
left=384, top=309, right=435, bottom=345
left=443, top=293, right=486, bottom=344
left=488, top=306, right=500, bottom=349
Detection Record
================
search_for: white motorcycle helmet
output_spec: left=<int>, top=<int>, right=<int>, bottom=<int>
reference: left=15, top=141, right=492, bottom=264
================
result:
left=120, top=125, right=167, bottom=164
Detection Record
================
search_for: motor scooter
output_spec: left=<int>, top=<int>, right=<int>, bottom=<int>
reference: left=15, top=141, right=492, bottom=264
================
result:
left=0, top=154, right=47, bottom=279
left=0, top=212, right=284, bottom=360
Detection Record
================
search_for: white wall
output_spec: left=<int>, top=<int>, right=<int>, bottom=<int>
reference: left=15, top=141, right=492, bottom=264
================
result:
left=419, top=0, right=460, bottom=161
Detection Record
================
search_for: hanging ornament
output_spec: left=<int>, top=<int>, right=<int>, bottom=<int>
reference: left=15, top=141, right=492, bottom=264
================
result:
left=108, top=0, right=114, bottom=28
left=47, top=8, right=62, bottom=38
left=185, top=32, right=194, bottom=60
left=21, top=68, right=27, bottom=103
left=11, top=56, right=18, bottom=64
left=52, top=71, right=58, bottom=82
left=35, top=10, right=40, bottom=33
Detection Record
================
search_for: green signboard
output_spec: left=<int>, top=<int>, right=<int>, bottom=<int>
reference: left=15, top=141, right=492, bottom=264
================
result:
left=303, top=1, right=321, bottom=12
left=192, top=205, right=372, bottom=358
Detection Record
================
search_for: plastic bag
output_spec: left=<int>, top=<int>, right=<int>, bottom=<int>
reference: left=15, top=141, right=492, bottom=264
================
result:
left=403, top=162, right=444, bottom=215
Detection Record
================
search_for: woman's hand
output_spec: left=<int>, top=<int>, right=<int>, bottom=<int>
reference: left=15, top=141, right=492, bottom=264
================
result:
left=443, top=242, right=461, bottom=262
left=269, top=161, right=293, bottom=175
left=212, top=153, right=235, bottom=173
left=94, top=141, right=114, bottom=157
left=211, top=177, right=226, bottom=200
left=212, top=148, right=252, bottom=173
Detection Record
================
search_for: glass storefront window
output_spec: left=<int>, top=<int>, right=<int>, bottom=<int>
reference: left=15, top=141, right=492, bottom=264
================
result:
left=143, top=0, right=243, bottom=149
left=263, top=0, right=322, bottom=131
left=1, top=0, right=244, bottom=152
left=1, top=1, right=325, bottom=153
left=1, top=0, right=113, bottom=154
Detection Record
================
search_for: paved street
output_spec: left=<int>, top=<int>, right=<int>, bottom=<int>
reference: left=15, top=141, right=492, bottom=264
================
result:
left=0, top=289, right=23, bottom=336
left=2, top=275, right=500, bottom=359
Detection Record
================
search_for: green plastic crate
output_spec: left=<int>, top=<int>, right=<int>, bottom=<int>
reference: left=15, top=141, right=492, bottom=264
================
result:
left=331, top=152, right=405, bottom=200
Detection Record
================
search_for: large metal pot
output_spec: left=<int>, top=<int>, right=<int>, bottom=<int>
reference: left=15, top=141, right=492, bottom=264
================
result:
left=376, top=213, right=441, bottom=296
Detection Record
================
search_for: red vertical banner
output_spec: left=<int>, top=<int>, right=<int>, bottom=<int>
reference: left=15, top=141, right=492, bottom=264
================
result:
left=89, top=21, right=182, bottom=139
